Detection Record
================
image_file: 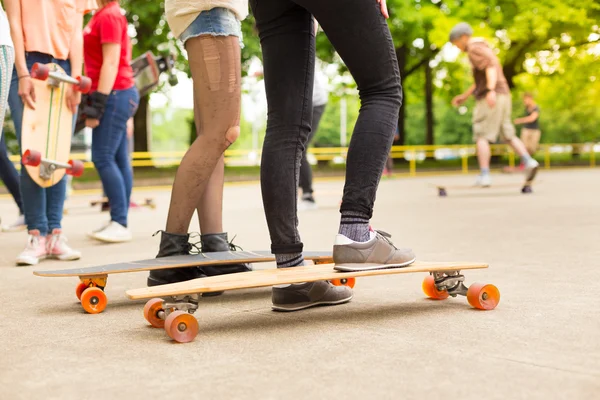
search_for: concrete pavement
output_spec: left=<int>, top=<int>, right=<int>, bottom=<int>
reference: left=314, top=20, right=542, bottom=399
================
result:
left=0, top=168, right=598, bottom=399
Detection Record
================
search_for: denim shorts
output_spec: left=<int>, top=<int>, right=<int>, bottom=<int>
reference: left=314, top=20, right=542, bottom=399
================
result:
left=179, top=7, right=243, bottom=48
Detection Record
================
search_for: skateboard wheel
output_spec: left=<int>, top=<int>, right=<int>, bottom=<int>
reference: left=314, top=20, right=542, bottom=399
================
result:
left=164, top=311, right=198, bottom=343
left=330, top=277, right=356, bottom=288
left=143, top=298, right=166, bottom=328
left=22, top=149, right=41, bottom=167
left=76, top=76, right=92, bottom=93
left=31, top=63, right=49, bottom=80
left=521, top=185, right=532, bottom=194
left=80, top=287, right=107, bottom=314
left=67, top=160, right=84, bottom=177
left=438, top=188, right=447, bottom=197
left=467, top=283, right=500, bottom=310
left=75, top=282, right=88, bottom=300
left=422, top=275, right=449, bottom=300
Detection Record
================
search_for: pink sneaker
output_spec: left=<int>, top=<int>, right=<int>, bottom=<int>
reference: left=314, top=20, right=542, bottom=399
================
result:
left=16, top=230, right=47, bottom=266
left=46, top=229, right=81, bottom=261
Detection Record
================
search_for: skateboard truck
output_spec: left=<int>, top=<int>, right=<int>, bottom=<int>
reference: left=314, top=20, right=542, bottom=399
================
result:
left=22, top=149, right=84, bottom=180
left=31, top=63, right=92, bottom=93
left=431, top=270, right=468, bottom=297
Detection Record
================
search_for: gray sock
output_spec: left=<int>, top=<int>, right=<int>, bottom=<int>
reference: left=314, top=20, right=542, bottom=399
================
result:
left=276, top=253, right=305, bottom=268
left=338, top=211, right=370, bottom=242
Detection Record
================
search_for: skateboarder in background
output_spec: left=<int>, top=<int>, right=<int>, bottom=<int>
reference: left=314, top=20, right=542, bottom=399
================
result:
left=450, top=22, right=539, bottom=187
left=4, top=0, right=95, bottom=265
left=251, top=0, right=416, bottom=312
left=514, top=92, right=541, bottom=165
left=147, top=0, right=252, bottom=289
left=0, top=2, right=25, bottom=232
left=82, top=0, right=140, bottom=243
left=298, top=19, right=329, bottom=211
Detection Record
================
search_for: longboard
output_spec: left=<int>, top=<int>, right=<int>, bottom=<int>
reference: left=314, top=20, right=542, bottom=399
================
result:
left=125, top=261, right=499, bottom=343
left=21, top=63, right=89, bottom=187
left=89, top=197, right=156, bottom=209
left=431, top=180, right=536, bottom=197
left=33, top=250, right=334, bottom=313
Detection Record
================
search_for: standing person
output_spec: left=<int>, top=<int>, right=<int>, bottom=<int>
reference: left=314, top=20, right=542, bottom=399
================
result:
left=83, top=0, right=140, bottom=243
left=514, top=92, right=541, bottom=166
left=298, top=25, right=328, bottom=210
left=4, top=0, right=93, bottom=265
left=251, top=0, right=416, bottom=312
left=450, top=22, right=539, bottom=187
left=0, top=2, right=25, bottom=232
left=146, top=0, right=252, bottom=289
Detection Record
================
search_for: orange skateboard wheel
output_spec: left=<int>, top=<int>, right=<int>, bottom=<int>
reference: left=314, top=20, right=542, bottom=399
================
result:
left=422, top=275, right=449, bottom=300
left=75, top=282, right=88, bottom=300
left=330, top=277, right=356, bottom=288
left=143, top=298, right=166, bottom=328
left=22, top=149, right=41, bottom=167
left=164, top=311, right=199, bottom=343
left=67, top=160, right=84, bottom=177
left=31, top=63, right=49, bottom=80
left=467, top=283, right=500, bottom=310
left=77, top=76, right=92, bottom=93
left=80, top=287, right=107, bottom=314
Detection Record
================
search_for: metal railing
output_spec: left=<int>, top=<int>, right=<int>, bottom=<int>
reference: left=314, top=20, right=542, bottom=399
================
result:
left=7, top=143, right=598, bottom=175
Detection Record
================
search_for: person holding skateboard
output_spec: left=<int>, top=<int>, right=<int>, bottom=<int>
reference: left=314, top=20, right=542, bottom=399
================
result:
left=449, top=22, right=539, bottom=187
left=4, top=0, right=94, bottom=265
left=0, top=2, right=26, bottom=233
left=82, top=0, right=140, bottom=243
left=250, top=0, right=416, bottom=312
left=147, top=0, right=253, bottom=288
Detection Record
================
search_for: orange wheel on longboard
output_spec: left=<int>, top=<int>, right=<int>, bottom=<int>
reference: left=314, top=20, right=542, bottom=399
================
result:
left=467, top=283, right=500, bottom=310
left=31, top=63, right=50, bottom=80
left=22, top=149, right=41, bottom=167
left=143, top=298, right=166, bottom=328
left=75, top=282, right=88, bottom=300
left=330, top=277, right=356, bottom=288
left=422, top=275, right=449, bottom=300
left=76, top=76, right=92, bottom=93
left=164, top=311, right=198, bottom=343
left=67, top=160, right=84, bottom=177
left=80, top=287, right=107, bottom=314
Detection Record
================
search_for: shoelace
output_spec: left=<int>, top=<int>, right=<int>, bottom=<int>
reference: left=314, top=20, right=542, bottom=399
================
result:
left=374, top=229, right=398, bottom=250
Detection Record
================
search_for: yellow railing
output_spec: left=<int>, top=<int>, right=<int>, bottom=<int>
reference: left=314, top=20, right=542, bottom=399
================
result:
left=7, top=143, right=599, bottom=176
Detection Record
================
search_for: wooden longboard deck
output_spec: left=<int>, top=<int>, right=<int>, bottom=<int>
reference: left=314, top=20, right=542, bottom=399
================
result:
left=32, top=251, right=333, bottom=278
left=21, top=63, right=74, bottom=188
left=126, top=261, right=488, bottom=300
left=431, top=182, right=534, bottom=190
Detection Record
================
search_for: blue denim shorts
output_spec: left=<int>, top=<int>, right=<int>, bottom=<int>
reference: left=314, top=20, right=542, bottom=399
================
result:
left=180, top=7, right=243, bottom=48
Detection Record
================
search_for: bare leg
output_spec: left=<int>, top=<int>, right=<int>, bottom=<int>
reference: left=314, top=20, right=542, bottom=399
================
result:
left=165, top=35, right=241, bottom=234
left=508, top=136, right=531, bottom=158
left=476, top=137, right=491, bottom=169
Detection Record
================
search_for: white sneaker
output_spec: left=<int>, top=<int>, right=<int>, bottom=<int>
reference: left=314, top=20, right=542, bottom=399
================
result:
left=524, top=158, right=539, bottom=182
left=2, top=214, right=26, bottom=232
left=474, top=174, right=492, bottom=187
left=16, top=230, right=47, bottom=266
left=91, top=221, right=132, bottom=243
left=87, top=220, right=111, bottom=239
left=46, top=229, right=81, bottom=261
left=298, top=194, right=318, bottom=211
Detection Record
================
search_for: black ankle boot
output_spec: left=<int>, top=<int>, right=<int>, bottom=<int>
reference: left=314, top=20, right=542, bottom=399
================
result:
left=147, top=231, right=205, bottom=286
left=198, top=232, right=253, bottom=276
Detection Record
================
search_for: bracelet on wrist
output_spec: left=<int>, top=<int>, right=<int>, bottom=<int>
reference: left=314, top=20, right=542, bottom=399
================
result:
left=18, top=74, right=30, bottom=80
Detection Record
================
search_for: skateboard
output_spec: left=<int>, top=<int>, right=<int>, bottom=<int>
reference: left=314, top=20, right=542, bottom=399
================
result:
left=21, top=63, right=90, bottom=187
left=89, top=197, right=156, bottom=210
left=432, top=180, right=535, bottom=197
left=126, top=261, right=499, bottom=343
left=33, top=251, right=334, bottom=314
left=74, top=51, right=177, bottom=132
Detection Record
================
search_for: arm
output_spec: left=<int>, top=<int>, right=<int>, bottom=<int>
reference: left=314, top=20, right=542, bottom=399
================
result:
left=4, top=0, right=36, bottom=108
left=96, top=43, right=121, bottom=95
left=485, top=66, right=497, bottom=91
left=514, top=111, right=539, bottom=125
left=66, top=11, right=84, bottom=113
left=452, top=84, right=476, bottom=106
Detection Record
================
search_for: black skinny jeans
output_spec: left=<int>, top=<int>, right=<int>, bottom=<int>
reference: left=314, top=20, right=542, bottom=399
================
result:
left=0, top=133, right=23, bottom=214
left=251, top=0, right=402, bottom=254
left=298, top=103, right=325, bottom=195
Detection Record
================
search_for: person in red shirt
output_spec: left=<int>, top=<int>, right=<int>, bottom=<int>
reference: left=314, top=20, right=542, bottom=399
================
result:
left=83, top=0, right=139, bottom=243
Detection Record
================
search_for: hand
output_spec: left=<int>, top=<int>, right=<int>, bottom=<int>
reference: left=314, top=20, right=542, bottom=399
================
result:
left=486, top=90, right=496, bottom=108
left=126, top=118, right=134, bottom=138
left=376, top=0, right=389, bottom=18
left=66, top=85, right=81, bottom=114
left=18, top=76, right=36, bottom=109
left=452, top=94, right=466, bottom=107
left=513, top=118, right=522, bottom=125
left=85, top=118, right=100, bottom=128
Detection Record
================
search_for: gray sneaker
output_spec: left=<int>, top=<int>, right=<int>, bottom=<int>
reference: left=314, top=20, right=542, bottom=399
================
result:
left=333, top=230, right=416, bottom=272
left=272, top=280, right=353, bottom=312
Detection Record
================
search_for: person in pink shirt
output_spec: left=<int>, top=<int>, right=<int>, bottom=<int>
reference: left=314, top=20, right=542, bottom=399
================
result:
left=3, top=0, right=95, bottom=265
